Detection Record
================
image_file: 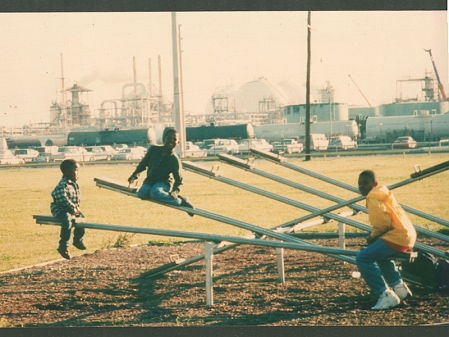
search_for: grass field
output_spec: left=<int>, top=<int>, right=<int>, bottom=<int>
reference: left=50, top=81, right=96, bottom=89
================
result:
left=0, top=153, right=448, bottom=273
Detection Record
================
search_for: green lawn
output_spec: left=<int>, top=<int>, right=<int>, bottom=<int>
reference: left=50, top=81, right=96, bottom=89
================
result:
left=0, top=153, right=447, bottom=272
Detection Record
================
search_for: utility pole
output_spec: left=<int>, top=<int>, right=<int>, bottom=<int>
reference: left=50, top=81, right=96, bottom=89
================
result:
left=171, top=12, right=185, bottom=157
left=178, top=23, right=185, bottom=127
left=305, top=11, right=311, bottom=161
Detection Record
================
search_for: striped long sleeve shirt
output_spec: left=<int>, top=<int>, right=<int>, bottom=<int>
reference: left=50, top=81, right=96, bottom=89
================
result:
left=50, top=176, right=81, bottom=216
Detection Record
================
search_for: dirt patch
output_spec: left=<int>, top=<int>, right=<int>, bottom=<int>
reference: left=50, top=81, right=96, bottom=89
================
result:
left=1, top=238, right=449, bottom=327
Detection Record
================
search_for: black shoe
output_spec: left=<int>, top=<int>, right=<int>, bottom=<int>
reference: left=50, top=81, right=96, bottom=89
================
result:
left=57, top=246, right=71, bottom=260
left=179, top=196, right=195, bottom=217
left=73, top=240, right=86, bottom=250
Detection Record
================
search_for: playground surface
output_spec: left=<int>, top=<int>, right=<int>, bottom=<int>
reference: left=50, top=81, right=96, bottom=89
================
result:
left=1, top=237, right=448, bottom=327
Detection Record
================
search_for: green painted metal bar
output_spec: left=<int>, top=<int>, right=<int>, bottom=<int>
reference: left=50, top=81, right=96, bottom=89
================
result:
left=214, top=156, right=449, bottom=259
left=36, top=219, right=361, bottom=256
left=94, top=177, right=357, bottom=264
left=217, top=154, right=449, bottom=244
left=250, top=149, right=449, bottom=228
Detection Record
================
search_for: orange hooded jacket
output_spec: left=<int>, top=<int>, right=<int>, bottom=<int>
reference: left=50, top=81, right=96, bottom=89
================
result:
left=366, top=184, right=416, bottom=249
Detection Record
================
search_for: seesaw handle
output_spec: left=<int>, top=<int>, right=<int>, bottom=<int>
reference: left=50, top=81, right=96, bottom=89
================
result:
left=410, top=160, right=449, bottom=179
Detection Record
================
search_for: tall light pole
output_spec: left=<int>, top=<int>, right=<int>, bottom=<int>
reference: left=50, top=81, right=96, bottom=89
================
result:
left=171, top=12, right=185, bottom=157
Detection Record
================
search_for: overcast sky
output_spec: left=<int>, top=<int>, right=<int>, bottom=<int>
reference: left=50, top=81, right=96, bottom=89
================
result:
left=0, top=11, right=447, bottom=127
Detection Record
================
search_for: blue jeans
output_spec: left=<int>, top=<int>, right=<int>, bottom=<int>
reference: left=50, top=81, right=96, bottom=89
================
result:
left=356, top=239, right=402, bottom=295
left=137, top=182, right=181, bottom=207
left=56, top=211, right=85, bottom=248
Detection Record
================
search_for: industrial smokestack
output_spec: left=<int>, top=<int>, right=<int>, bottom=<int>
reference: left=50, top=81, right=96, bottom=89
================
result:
left=148, top=58, right=153, bottom=97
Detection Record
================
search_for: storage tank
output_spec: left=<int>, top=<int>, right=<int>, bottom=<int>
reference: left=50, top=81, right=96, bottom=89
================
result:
left=254, top=120, right=359, bottom=141
left=100, top=128, right=156, bottom=146
left=186, top=123, right=254, bottom=142
left=67, top=128, right=157, bottom=146
left=6, top=137, right=41, bottom=149
left=365, top=113, right=449, bottom=142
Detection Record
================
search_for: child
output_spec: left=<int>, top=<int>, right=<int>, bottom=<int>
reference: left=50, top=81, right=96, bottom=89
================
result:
left=356, top=170, right=417, bottom=310
left=128, top=128, right=195, bottom=216
left=51, top=159, right=86, bottom=259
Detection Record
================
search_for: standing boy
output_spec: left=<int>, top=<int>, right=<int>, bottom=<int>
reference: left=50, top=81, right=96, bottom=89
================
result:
left=128, top=128, right=195, bottom=216
left=356, top=170, right=416, bottom=310
left=51, top=159, right=86, bottom=259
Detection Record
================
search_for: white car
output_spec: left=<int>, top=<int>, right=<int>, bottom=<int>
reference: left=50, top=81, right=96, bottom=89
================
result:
left=52, top=146, right=87, bottom=162
left=185, top=142, right=207, bottom=157
left=84, top=146, right=111, bottom=161
left=206, top=139, right=239, bottom=156
left=0, top=150, right=25, bottom=164
left=112, top=147, right=145, bottom=161
left=14, top=148, right=39, bottom=162
left=328, top=136, right=357, bottom=150
left=238, top=139, right=273, bottom=154
left=272, top=139, right=304, bottom=154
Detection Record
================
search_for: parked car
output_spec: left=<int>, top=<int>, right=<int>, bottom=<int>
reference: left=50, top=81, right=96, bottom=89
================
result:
left=113, top=144, right=128, bottom=152
left=272, top=138, right=304, bottom=154
left=0, top=150, right=25, bottom=164
left=310, top=133, right=329, bottom=151
left=14, top=148, right=39, bottom=162
left=52, top=146, right=87, bottom=162
left=84, top=146, right=110, bottom=161
left=112, top=147, right=146, bottom=161
left=33, top=146, right=59, bottom=155
left=131, top=146, right=148, bottom=154
left=206, top=139, right=239, bottom=156
left=198, top=139, right=220, bottom=150
left=34, top=152, right=53, bottom=163
left=392, top=136, right=417, bottom=149
left=100, top=145, right=118, bottom=157
left=185, top=141, right=207, bottom=157
left=238, top=138, right=273, bottom=154
left=328, top=135, right=357, bottom=150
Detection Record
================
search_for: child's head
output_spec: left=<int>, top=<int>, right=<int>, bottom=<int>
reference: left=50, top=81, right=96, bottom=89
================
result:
left=60, top=159, right=80, bottom=182
left=162, top=128, right=180, bottom=151
left=358, top=170, right=378, bottom=196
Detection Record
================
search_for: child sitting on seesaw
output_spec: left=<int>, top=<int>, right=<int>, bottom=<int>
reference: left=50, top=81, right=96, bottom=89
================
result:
left=356, top=170, right=416, bottom=310
left=51, top=159, right=86, bottom=259
left=128, top=128, right=195, bottom=216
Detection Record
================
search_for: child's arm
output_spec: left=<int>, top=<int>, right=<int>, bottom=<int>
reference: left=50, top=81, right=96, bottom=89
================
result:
left=367, top=199, right=392, bottom=240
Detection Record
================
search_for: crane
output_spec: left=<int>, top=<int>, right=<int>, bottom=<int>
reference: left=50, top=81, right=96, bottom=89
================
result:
left=348, top=74, right=371, bottom=106
left=424, top=48, right=447, bottom=101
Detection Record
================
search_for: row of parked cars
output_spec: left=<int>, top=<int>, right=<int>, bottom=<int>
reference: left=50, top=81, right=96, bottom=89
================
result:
left=2, top=135, right=423, bottom=166
left=0, top=144, right=148, bottom=164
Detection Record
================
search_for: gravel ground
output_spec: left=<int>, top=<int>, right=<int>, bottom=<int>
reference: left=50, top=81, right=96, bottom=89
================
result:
left=1, top=237, right=449, bottom=327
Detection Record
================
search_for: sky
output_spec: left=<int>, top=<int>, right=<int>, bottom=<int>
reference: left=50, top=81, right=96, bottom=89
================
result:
left=0, top=11, right=448, bottom=127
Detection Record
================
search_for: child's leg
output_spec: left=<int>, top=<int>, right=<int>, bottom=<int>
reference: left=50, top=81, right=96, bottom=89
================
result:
left=149, top=182, right=182, bottom=206
left=55, top=211, right=72, bottom=248
left=356, top=239, right=396, bottom=295
left=73, top=213, right=85, bottom=243
left=377, top=260, right=402, bottom=287
left=137, top=183, right=152, bottom=200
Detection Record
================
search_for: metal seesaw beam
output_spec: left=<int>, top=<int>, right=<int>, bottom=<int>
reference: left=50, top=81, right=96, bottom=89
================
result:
left=183, top=160, right=357, bottom=234
left=215, top=155, right=449, bottom=259
left=250, top=149, right=449, bottom=229
left=219, top=153, right=449, bottom=244
left=94, top=176, right=357, bottom=264
left=33, top=218, right=361, bottom=256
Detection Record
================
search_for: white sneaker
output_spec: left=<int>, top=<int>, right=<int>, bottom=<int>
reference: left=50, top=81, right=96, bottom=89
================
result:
left=371, top=289, right=400, bottom=310
left=393, top=282, right=412, bottom=300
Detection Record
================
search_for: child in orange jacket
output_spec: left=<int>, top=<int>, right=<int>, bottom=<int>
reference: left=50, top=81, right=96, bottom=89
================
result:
left=356, top=170, right=416, bottom=310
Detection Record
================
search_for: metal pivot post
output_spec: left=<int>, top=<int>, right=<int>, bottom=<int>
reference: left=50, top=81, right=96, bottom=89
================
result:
left=338, top=222, right=346, bottom=265
left=276, top=247, right=285, bottom=283
left=205, top=241, right=216, bottom=306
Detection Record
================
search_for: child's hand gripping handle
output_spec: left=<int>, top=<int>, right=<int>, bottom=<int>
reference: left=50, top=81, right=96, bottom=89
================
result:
left=127, top=173, right=139, bottom=187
